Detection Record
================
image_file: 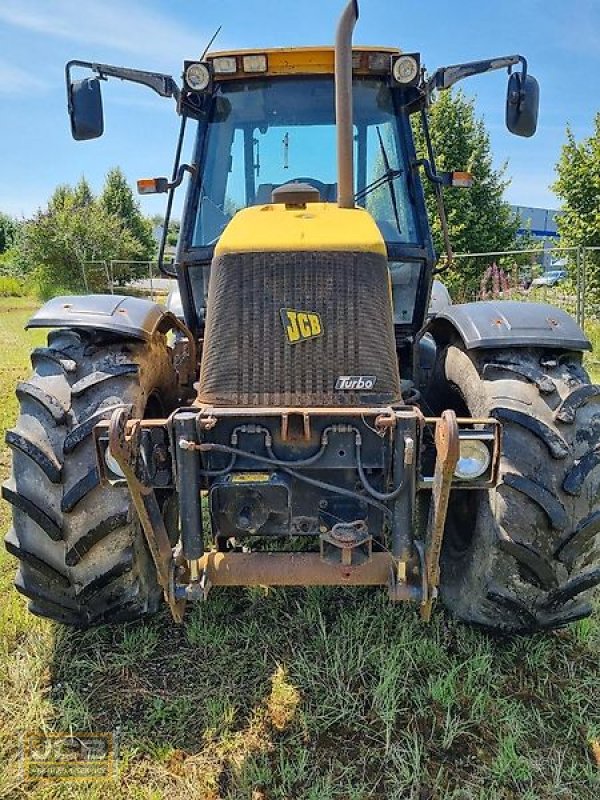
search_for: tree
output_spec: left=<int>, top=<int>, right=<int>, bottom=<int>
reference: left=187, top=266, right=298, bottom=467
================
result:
left=553, top=113, right=600, bottom=300
left=0, top=212, right=17, bottom=254
left=413, top=89, right=520, bottom=293
left=100, top=167, right=156, bottom=261
left=18, top=182, right=142, bottom=297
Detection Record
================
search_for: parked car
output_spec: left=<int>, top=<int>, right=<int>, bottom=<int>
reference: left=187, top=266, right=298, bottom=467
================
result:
left=531, top=269, right=567, bottom=288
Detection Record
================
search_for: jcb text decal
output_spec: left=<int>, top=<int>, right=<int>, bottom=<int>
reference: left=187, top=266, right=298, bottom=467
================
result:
left=280, top=309, right=323, bottom=344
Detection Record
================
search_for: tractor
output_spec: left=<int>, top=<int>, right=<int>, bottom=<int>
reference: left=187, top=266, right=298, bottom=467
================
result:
left=5, top=1, right=599, bottom=633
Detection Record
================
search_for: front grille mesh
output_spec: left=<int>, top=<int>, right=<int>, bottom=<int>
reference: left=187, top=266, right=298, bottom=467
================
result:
left=197, top=250, right=401, bottom=407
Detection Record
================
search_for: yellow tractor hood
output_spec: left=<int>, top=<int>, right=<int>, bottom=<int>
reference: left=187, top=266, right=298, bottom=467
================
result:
left=215, top=203, right=387, bottom=256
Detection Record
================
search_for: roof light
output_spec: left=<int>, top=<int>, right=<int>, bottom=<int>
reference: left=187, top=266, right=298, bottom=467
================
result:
left=368, top=52, right=391, bottom=72
left=212, top=56, right=238, bottom=75
left=184, top=62, right=210, bottom=92
left=392, top=54, right=420, bottom=85
left=242, top=54, right=268, bottom=73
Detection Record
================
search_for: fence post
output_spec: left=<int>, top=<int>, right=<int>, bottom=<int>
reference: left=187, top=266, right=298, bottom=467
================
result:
left=581, top=247, right=586, bottom=330
left=576, top=246, right=582, bottom=327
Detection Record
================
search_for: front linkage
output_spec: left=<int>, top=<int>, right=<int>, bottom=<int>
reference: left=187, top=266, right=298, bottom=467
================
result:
left=99, top=405, right=499, bottom=623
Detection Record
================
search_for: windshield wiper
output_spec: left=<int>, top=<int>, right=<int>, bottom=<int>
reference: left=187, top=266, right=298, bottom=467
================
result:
left=354, top=127, right=403, bottom=235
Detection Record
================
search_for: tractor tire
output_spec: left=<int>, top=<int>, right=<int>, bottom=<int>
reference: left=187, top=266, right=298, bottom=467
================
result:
left=3, top=328, right=178, bottom=628
left=427, top=343, right=600, bottom=634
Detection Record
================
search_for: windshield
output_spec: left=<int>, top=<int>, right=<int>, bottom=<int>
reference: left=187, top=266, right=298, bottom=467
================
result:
left=191, top=76, right=419, bottom=248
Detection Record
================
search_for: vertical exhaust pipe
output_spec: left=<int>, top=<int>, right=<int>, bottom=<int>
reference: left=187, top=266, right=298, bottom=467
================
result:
left=335, top=0, right=359, bottom=209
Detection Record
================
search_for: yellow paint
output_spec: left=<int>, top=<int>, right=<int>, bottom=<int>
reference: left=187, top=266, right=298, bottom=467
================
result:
left=215, top=203, right=387, bottom=256
left=231, top=473, right=271, bottom=484
left=208, top=47, right=400, bottom=78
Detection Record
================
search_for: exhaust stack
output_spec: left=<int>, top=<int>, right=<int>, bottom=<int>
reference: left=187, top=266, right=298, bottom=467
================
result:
left=335, top=0, right=359, bottom=209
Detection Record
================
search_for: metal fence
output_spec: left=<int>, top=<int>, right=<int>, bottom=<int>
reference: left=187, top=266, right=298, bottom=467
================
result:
left=451, top=245, right=599, bottom=327
left=82, top=260, right=175, bottom=300
left=451, top=244, right=600, bottom=376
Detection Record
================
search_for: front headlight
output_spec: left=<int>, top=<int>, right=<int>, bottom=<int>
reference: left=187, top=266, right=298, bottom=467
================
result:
left=105, top=446, right=126, bottom=479
left=454, top=439, right=491, bottom=481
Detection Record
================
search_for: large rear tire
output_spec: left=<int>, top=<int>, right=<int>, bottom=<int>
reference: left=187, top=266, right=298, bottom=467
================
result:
left=3, top=328, right=177, bottom=627
left=427, top=344, right=600, bottom=634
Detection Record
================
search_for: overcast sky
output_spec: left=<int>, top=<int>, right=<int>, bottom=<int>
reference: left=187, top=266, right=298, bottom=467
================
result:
left=0, top=0, right=598, bottom=219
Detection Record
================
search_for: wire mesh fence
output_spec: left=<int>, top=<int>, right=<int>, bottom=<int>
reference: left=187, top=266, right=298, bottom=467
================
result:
left=451, top=244, right=600, bottom=377
left=451, top=245, right=599, bottom=326
left=82, top=260, right=175, bottom=301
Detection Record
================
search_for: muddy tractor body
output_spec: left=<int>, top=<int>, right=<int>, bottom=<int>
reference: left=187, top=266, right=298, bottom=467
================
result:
left=5, top=2, right=599, bottom=633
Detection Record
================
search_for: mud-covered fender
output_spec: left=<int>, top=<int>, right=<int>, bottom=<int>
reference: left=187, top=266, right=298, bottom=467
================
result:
left=426, top=300, right=591, bottom=352
left=26, top=294, right=181, bottom=342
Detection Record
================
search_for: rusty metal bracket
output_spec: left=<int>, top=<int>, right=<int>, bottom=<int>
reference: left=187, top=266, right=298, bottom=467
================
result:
left=158, top=312, right=198, bottom=388
left=108, top=407, right=185, bottom=623
left=420, top=409, right=460, bottom=622
left=320, top=520, right=372, bottom=567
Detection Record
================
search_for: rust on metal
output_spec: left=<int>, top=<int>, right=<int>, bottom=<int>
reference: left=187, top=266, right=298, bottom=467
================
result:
left=320, top=520, right=372, bottom=567
left=196, top=551, right=394, bottom=587
left=108, top=407, right=185, bottom=623
left=421, top=409, right=460, bottom=621
left=159, top=312, right=198, bottom=387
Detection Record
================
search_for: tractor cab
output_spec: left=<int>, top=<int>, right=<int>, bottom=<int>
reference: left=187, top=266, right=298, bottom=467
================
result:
left=174, top=47, right=433, bottom=337
left=188, top=47, right=419, bottom=246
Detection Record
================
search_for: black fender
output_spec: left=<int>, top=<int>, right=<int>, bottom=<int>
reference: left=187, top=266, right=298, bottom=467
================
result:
left=426, top=300, right=591, bottom=352
left=26, top=294, right=180, bottom=342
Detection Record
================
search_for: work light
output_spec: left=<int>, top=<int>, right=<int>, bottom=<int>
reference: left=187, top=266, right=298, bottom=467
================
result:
left=392, top=54, right=420, bottom=85
left=184, top=62, right=210, bottom=91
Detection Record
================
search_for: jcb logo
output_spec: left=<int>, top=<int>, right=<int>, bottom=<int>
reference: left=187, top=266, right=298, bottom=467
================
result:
left=280, top=309, right=323, bottom=344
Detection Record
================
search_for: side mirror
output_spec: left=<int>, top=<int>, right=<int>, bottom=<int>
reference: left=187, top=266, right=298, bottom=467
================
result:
left=506, top=71, right=539, bottom=138
left=68, top=77, right=104, bottom=141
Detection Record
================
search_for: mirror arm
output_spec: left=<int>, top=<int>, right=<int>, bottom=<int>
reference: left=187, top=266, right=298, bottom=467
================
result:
left=427, top=54, right=525, bottom=95
left=159, top=115, right=189, bottom=278
left=66, top=59, right=180, bottom=104
left=413, top=158, right=443, bottom=185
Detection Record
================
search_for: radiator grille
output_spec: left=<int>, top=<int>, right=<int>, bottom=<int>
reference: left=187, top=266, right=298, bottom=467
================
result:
left=197, top=250, right=401, bottom=407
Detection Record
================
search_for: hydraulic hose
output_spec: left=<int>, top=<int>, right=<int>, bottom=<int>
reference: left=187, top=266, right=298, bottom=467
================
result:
left=197, top=441, right=391, bottom=517
left=355, top=436, right=405, bottom=502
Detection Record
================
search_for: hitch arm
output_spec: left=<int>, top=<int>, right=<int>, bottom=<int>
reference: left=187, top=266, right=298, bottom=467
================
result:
left=108, top=407, right=185, bottom=623
left=421, top=410, right=460, bottom=621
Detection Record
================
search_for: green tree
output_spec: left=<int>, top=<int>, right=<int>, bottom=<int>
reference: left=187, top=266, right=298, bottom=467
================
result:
left=413, top=89, right=520, bottom=293
left=100, top=167, right=156, bottom=261
left=0, top=212, right=17, bottom=254
left=553, top=113, right=600, bottom=300
left=149, top=214, right=180, bottom=249
left=18, top=182, right=141, bottom=298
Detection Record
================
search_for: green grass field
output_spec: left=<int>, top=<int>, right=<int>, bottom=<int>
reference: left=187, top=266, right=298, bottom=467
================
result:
left=0, top=297, right=598, bottom=799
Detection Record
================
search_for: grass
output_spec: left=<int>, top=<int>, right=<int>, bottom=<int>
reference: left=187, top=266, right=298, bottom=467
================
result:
left=585, top=319, right=600, bottom=382
left=0, top=296, right=599, bottom=799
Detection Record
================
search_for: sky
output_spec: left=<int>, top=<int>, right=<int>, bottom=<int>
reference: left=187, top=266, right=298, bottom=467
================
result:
left=0, top=0, right=598, bottom=220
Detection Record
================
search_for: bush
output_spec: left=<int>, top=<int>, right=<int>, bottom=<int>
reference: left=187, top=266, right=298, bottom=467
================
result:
left=0, top=276, right=27, bottom=297
left=34, top=276, right=77, bottom=302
